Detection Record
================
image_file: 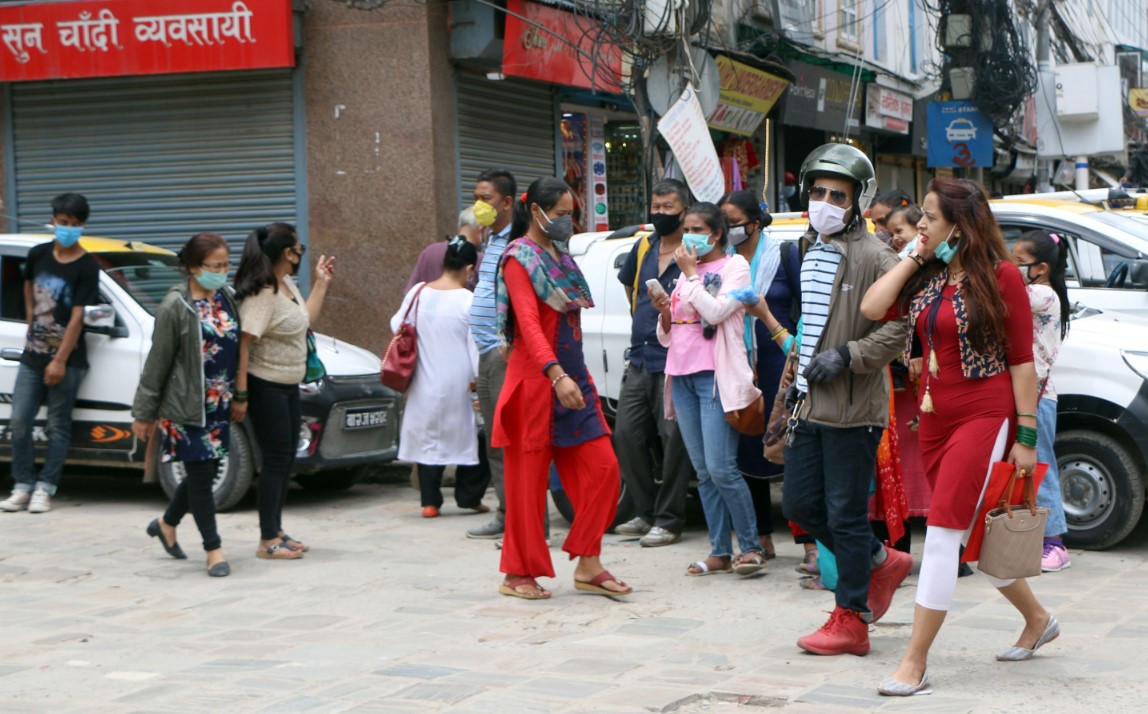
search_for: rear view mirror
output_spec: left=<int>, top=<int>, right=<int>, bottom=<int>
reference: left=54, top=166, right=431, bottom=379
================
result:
left=1128, top=260, right=1148, bottom=290
left=84, top=304, right=128, bottom=338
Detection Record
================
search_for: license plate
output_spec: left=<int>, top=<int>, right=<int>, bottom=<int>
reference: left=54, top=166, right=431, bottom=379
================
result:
left=344, top=408, right=386, bottom=430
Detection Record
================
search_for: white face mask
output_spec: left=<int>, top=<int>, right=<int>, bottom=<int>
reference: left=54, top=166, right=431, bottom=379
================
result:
left=808, top=200, right=848, bottom=236
left=728, top=224, right=752, bottom=246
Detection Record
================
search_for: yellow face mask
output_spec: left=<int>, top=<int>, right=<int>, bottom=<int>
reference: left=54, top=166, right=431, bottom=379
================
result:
left=473, top=200, right=498, bottom=227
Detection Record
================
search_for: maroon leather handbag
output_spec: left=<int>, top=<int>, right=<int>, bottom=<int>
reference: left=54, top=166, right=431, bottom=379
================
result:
left=381, top=285, right=426, bottom=393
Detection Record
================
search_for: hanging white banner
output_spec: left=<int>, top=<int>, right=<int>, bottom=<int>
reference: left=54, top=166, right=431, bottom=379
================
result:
left=656, top=82, right=725, bottom=203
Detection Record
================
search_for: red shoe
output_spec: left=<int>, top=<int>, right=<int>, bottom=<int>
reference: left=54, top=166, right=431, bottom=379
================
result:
left=421, top=506, right=440, bottom=518
left=797, top=606, right=870, bottom=656
left=868, top=547, right=912, bottom=623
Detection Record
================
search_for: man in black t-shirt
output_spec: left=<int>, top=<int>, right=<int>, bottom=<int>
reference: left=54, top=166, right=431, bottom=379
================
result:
left=1, top=193, right=99, bottom=515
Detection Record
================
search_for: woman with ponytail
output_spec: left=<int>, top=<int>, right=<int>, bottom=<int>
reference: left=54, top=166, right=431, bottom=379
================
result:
left=234, top=223, right=335, bottom=560
left=391, top=237, right=489, bottom=518
left=493, top=177, right=630, bottom=600
left=1012, top=230, right=1072, bottom=573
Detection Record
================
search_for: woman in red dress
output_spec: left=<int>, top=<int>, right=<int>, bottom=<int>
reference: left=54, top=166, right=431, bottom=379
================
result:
left=492, top=177, right=631, bottom=600
left=861, top=178, right=1056, bottom=695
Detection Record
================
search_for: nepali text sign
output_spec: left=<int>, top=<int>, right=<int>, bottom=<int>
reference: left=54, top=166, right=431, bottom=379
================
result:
left=0, top=0, right=294, bottom=82
left=707, top=56, right=788, bottom=136
left=927, top=101, right=994, bottom=168
left=1130, top=88, right=1148, bottom=118
left=865, top=84, right=912, bottom=134
left=657, top=83, right=724, bottom=203
left=502, top=0, right=623, bottom=93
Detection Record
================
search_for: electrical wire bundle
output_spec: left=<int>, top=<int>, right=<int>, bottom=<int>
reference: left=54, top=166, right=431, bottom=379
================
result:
left=926, top=0, right=1038, bottom=124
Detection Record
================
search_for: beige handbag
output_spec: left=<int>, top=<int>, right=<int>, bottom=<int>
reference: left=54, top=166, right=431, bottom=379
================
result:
left=763, top=340, right=799, bottom=465
left=977, top=467, right=1048, bottom=580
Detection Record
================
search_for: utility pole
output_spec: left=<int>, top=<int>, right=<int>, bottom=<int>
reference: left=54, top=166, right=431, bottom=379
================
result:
left=1035, top=0, right=1053, bottom=190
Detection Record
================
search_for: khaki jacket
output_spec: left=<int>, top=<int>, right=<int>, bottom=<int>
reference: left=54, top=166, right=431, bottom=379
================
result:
left=132, top=283, right=240, bottom=427
left=796, top=222, right=911, bottom=428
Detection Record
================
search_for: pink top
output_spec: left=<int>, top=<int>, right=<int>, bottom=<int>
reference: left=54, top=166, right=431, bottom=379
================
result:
left=665, top=257, right=727, bottom=376
left=657, top=253, right=761, bottom=415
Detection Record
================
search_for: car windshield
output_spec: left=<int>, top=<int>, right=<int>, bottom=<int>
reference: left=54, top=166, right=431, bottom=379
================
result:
left=90, top=252, right=184, bottom=315
left=1082, top=212, right=1148, bottom=256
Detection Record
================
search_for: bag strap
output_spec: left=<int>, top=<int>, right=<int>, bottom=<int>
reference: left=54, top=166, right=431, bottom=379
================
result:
left=997, top=467, right=1037, bottom=517
left=401, top=283, right=428, bottom=326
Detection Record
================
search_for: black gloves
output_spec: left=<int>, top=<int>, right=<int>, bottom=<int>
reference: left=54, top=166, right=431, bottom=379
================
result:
left=803, top=346, right=851, bottom=385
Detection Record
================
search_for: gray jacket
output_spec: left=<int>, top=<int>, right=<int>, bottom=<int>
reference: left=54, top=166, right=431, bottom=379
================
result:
left=796, top=222, right=912, bottom=428
left=132, top=283, right=240, bottom=427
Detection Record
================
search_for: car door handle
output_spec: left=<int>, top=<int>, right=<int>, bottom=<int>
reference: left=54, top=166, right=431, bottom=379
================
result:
left=1, top=348, right=23, bottom=362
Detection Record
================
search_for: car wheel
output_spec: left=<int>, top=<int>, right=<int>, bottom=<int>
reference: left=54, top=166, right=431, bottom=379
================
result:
left=158, top=426, right=255, bottom=512
left=550, top=478, right=635, bottom=529
left=295, top=469, right=360, bottom=491
left=1057, top=429, right=1145, bottom=550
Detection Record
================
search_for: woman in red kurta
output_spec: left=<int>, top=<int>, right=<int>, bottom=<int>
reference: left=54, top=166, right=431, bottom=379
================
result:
left=492, top=177, right=631, bottom=600
left=862, top=179, right=1056, bottom=696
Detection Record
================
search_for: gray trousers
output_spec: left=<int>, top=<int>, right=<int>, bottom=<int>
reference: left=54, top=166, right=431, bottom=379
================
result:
left=476, top=348, right=508, bottom=514
left=613, top=364, right=693, bottom=533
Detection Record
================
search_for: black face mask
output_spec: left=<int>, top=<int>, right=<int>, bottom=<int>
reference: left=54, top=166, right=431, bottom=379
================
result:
left=649, top=211, right=683, bottom=236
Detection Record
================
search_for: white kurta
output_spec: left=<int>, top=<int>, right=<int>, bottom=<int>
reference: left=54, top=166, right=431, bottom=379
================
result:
left=391, top=283, right=480, bottom=465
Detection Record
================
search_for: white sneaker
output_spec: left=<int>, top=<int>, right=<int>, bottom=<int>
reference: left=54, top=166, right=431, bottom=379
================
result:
left=0, top=490, right=31, bottom=512
left=28, top=490, right=51, bottom=514
left=614, top=516, right=652, bottom=536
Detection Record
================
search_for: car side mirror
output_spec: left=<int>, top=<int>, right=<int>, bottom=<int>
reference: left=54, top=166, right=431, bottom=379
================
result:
left=84, top=304, right=128, bottom=338
left=1128, top=259, right=1148, bottom=290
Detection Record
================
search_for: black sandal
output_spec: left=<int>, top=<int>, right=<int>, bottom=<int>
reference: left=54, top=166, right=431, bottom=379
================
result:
left=281, top=534, right=309, bottom=552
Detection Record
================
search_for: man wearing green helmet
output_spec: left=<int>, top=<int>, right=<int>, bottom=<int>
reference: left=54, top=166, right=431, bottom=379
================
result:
left=781, top=143, right=913, bottom=656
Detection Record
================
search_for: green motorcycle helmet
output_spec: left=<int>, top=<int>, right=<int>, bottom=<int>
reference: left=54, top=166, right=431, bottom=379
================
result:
left=798, top=143, right=878, bottom=214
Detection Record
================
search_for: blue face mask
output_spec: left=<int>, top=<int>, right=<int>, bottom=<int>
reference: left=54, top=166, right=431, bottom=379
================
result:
left=193, top=269, right=228, bottom=292
left=54, top=225, right=83, bottom=248
left=933, top=226, right=960, bottom=264
left=682, top=232, right=716, bottom=258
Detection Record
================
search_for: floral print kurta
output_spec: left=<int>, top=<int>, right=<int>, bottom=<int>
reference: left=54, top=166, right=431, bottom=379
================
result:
left=160, top=291, right=239, bottom=463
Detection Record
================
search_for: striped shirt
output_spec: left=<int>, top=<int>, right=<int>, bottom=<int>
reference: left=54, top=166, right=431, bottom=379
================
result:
left=469, top=225, right=511, bottom=354
left=795, top=240, right=842, bottom=393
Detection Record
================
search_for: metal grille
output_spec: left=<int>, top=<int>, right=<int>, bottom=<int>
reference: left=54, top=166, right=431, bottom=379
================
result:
left=8, top=70, right=298, bottom=255
left=455, top=70, right=556, bottom=210
left=319, top=400, right=398, bottom=460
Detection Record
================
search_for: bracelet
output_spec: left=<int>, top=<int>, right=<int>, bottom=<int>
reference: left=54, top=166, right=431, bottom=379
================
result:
left=1016, top=412, right=1037, bottom=419
left=686, top=275, right=700, bottom=282
left=1016, top=424, right=1038, bottom=448
left=907, top=253, right=926, bottom=268
left=232, top=395, right=248, bottom=404
left=234, top=390, right=249, bottom=397
left=769, top=324, right=786, bottom=338
left=772, top=328, right=790, bottom=342
left=551, top=373, right=569, bottom=389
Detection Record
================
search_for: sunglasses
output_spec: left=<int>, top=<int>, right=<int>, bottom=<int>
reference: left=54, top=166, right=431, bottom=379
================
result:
left=809, top=185, right=850, bottom=208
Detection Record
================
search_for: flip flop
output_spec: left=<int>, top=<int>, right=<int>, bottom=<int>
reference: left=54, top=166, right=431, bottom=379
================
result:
left=257, top=543, right=303, bottom=560
left=281, top=534, right=309, bottom=552
left=733, top=551, right=766, bottom=576
left=499, top=576, right=551, bottom=600
left=574, top=570, right=632, bottom=596
left=686, top=559, right=733, bottom=576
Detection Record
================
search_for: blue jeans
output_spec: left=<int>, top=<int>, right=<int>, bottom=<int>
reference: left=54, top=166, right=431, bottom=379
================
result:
left=1035, top=397, right=1068, bottom=537
left=782, top=420, right=884, bottom=615
left=10, top=362, right=86, bottom=495
left=671, top=371, right=760, bottom=558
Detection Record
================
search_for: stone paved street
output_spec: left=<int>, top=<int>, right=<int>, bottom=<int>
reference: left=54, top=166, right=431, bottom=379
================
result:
left=1, top=470, right=1147, bottom=713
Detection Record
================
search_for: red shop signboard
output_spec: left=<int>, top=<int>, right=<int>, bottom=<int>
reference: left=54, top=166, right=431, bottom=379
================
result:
left=502, top=0, right=623, bottom=93
left=0, top=0, right=294, bottom=82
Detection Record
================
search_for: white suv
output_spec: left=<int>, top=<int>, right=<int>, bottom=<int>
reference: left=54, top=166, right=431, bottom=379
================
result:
left=572, top=211, right=1148, bottom=550
left=0, top=235, right=401, bottom=510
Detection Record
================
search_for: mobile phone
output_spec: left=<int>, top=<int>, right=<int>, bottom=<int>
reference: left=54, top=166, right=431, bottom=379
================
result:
left=646, top=278, right=667, bottom=298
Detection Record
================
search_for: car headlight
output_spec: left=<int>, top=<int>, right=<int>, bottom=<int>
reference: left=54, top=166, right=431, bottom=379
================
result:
left=1121, top=350, right=1148, bottom=381
left=297, top=417, right=321, bottom=458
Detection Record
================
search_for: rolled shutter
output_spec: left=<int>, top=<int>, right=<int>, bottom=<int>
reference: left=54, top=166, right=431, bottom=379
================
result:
left=456, top=70, right=555, bottom=209
left=8, top=69, right=298, bottom=254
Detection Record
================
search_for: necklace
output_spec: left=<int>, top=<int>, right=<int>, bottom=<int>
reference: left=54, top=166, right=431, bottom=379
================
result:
left=946, top=269, right=966, bottom=285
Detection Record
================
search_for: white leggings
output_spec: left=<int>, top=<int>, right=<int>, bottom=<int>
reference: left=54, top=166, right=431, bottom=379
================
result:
left=915, top=420, right=1016, bottom=611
